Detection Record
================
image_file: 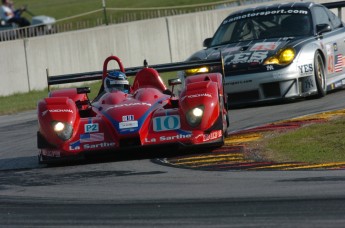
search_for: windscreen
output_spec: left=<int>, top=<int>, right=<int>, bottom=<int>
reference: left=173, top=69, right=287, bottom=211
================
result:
left=210, top=9, right=312, bottom=46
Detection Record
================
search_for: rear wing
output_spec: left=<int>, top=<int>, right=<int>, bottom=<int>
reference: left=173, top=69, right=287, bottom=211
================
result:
left=47, top=57, right=224, bottom=87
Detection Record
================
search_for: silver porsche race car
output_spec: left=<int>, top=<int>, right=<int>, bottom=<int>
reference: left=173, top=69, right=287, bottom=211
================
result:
left=186, top=1, right=345, bottom=106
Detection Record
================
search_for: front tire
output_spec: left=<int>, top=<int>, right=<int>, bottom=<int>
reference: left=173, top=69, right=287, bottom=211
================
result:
left=314, top=52, right=327, bottom=98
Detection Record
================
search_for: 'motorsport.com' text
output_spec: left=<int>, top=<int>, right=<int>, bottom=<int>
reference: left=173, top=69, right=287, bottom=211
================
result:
left=223, top=9, right=308, bottom=24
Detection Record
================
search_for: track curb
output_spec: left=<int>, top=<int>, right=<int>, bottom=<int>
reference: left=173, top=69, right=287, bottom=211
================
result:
left=157, top=109, right=345, bottom=171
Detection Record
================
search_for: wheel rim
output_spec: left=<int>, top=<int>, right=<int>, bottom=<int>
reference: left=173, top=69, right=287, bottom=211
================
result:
left=316, top=55, right=325, bottom=89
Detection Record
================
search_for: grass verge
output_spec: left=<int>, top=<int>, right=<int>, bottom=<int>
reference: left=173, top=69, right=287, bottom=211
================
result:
left=248, top=116, right=345, bottom=163
left=0, top=82, right=101, bottom=116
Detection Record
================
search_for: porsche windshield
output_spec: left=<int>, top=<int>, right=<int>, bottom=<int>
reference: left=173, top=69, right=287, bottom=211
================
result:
left=210, top=10, right=312, bottom=46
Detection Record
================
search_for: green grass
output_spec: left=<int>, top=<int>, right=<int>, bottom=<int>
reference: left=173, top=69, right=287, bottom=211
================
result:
left=0, top=82, right=102, bottom=115
left=0, top=89, right=47, bottom=115
left=261, top=118, right=345, bottom=163
left=13, top=0, right=228, bottom=27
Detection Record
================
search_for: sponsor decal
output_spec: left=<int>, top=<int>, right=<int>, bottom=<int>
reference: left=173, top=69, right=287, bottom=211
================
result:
left=334, top=54, right=343, bottom=72
left=42, top=110, right=48, bottom=116
left=208, top=47, right=241, bottom=58
left=69, top=140, right=115, bottom=150
left=119, top=121, right=138, bottom=129
left=187, top=93, right=212, bottom=98
left=112, top=103, right=151, bottom=108
left=153, top=115, right=181, bottom=132
left=298, top=64, right=313, bottom=76
left=272, top=72, right=285, bottom=79
left=69, top=141, right=81, bottom=150
left=49, top=109, right=73, bottom=113
left=224, top=51, right=268, bottom=64
left=266, top=65, right=274, bottom=71
left=326, top=44, right=333, bottom=55
left=84, top=123, right=99, bottom=133
left=80, top=133, right=104, bottom=143
left=42, top=109, right=73, bottom=116
left=327, top=43, right=345, bottom=73
left=303, top=77, right=314, bottom=90
left=333, top=43, right=338, bottom=52
left=328, top=55, right=335, bottom=73
left=250, top=42, right=280, bottom=51
left=84, top=142, right=115, bottom=149
left=145, top=134, right=192, bottom=143
left=223, top=10, right=308, bottom=24
left=334, top=81, right=342, bottom=88
left=43, top=149, right=60, bottom=157
left=203, top=130, right=223, bottom=142
left=223, top=9, right=308, bottom=24
left=225, top=80, right=252, bottom=86
left=122, top=115, right=135, bottom=122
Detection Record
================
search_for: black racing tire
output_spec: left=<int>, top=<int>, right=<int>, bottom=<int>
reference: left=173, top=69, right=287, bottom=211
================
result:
left=314, top=51, right=327, bottom=98
left=219, top=93, right=228, bottom=141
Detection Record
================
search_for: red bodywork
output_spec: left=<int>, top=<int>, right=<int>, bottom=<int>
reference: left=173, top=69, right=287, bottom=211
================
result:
left=37, top=55, right=228, bottom=163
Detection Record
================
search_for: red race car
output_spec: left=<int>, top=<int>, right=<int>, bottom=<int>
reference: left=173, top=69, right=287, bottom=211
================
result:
left=37, top=55, right=229, bottom=164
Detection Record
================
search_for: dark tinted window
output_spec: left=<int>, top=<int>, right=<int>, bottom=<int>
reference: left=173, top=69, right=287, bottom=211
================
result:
left=325, top=7, right=342, bottom=28
left=313, top=6, right=331, bottom=26
left=210, top=9, right=312, bottom=45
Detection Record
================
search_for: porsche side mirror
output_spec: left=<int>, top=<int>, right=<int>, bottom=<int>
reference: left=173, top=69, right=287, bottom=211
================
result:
left=316, top=24, right=331, bottom=35
left=203, top=38, right=212, bottom=48
left=168, top=78, right=181, bottom=86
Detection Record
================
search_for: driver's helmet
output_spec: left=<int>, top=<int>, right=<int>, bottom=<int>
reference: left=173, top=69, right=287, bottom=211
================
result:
left=104, top=71, right=130, bottom=93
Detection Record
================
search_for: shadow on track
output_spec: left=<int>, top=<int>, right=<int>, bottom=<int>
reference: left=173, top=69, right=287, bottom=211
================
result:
left=44, top=146, right=217, bottom=168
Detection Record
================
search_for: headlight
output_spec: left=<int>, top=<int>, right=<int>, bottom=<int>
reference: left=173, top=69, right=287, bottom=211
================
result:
left=263, top=47, right=295, bottom=65
left=186, top=106, right=204, bottom=127
left=52, top=121, right=73, bottom=141
left=185, top=67, right=209, bottom=76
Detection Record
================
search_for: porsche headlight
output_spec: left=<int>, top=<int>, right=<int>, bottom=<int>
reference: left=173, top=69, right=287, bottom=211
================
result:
left=185, top=67, right=209, bottom=76
left=264, top=47, right=295, bottom=65
left=52, top=121, right=73, bottom=141
left=186, top=106, right=204, bottom=127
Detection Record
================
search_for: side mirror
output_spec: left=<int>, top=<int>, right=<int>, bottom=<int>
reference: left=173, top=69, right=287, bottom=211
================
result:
left=316, top=24, right=331, bottom=35
left=168, top=78, right=182, bottom=86
left=168, top=78, right=182, bottom=97
left=77, top=87, right=91, bottom=94
left=203, top=38, right=212, bottom=48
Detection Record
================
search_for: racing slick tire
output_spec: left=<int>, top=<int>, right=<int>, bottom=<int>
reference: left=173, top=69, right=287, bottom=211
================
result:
left=219, top=93, right=228, bottom=142
left=314, top=51, right=327, bottom=98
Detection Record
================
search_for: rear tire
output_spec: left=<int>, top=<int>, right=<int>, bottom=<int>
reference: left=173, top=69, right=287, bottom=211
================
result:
left=314, top=52, right=326, bottom=98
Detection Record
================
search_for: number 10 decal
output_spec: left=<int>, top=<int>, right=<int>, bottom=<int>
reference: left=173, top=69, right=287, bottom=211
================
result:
left=153, top=115, right=181, bottom=132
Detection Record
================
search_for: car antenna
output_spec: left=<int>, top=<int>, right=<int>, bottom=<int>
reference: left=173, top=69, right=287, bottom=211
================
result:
left=46, top=68, right=50, bottom=92
left=143, top=59, right=148, bottom=68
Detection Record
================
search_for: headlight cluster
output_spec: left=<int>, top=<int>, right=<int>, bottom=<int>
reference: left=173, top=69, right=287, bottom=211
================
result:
left=186, top=106, right=204, bottom=127
left=185, top=67, right=209, bottom=76
left=52, top=121, right=73, bottom=141
left=263, top=47, right=295, bottom=65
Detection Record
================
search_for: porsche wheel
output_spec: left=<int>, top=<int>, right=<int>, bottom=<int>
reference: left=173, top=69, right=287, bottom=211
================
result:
left=314, top=52, right=326, bottom=98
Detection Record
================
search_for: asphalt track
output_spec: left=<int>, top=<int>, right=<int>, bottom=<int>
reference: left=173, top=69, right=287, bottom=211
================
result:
left=1, top=90, right=345, bottom=227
